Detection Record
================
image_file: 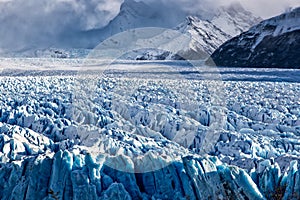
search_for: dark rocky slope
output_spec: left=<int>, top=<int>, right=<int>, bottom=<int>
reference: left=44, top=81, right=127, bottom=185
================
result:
left=210, top=7, right=300, bottom=68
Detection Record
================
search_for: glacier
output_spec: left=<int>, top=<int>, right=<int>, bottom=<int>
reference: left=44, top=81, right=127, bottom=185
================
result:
left=0, top=61, right=300, bottom=199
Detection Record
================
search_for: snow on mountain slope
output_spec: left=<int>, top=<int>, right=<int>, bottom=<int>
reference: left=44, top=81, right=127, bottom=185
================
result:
left=106, top=0, right=261, bottom=37
left=81, top=0, right=186, bottom=44
left=211, top=7, right=300, bottom=68
left=5, top=1, right=261, bottom=59
left=1, top=61, right=300, bottom=199
left=92, top=1, right=261, bottom=58
left=211, top=2, right=262, bottom=37
left=87, top=1, right=261, bottom=59
left=99, top=3, right=261, bottom=60
left=163, top=3, right=261, bottom=57
left=106, top=0, right=185, bottom=31
left=175, top=16, right=231, bottom=55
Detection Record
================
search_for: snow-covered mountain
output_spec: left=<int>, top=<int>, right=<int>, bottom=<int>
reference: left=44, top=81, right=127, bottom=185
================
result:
left=164, top=2, right=261, bottom=57
left=101, top=0, right=261, bottom=56
left=174, top=16, right=231, bottom=56
left=211, top=3, right=262, bottom=37
left=95, top=0, right=186, bottom=37
left=4, top=1, right=261, bottom=59
left=210, top=7, right=300, bottom=68
left=84, top=1, right=261, bottom=59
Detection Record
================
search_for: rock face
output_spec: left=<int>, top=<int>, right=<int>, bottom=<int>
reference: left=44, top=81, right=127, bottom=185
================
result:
left=210, top=7, right=300, bottom=68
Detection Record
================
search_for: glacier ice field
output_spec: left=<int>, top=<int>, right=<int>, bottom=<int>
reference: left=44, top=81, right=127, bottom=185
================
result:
left=0, top=60, right=300, bottom=199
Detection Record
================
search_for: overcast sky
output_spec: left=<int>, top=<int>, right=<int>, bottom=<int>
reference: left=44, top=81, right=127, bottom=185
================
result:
left=0, top=0, right=299, bottom=16
left=237, top=0, right=300, bottom=18
left=138, top=0, right=300, bottom=18
left=0, top=0, right=299, bottom=52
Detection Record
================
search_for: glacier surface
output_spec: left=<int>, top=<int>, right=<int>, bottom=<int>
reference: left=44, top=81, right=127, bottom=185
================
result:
left=0, top=61, right=300, bottom=199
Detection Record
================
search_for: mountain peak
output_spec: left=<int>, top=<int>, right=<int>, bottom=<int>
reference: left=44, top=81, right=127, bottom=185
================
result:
left=219, top=2, right=261, bottom=22
left=211, top=3, right=262, bottom=37
left=119, top=0, right=150, bottom=17
left=226, top=2, right=246, bottom=13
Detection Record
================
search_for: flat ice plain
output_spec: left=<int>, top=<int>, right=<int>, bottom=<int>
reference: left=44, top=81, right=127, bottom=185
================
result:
left=1, top=59, right=300, bottom=199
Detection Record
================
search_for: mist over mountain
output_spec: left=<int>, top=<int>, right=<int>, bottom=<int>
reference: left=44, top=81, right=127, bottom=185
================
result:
left=0, top=0, right=123, bottom=52
left=0, top=0, right=262, bottom=59
left=0, top=0, right=297, bottom=54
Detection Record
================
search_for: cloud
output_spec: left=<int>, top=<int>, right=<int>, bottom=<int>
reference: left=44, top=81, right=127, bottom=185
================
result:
left=237, top=0, right=300, bottom=18
left=0, top=0, right=123, bottom=51
left=150, top=0, right=300, bottom=18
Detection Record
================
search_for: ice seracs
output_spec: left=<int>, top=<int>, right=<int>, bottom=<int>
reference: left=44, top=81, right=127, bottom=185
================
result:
left=0, top=64, right=300, bottom=199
